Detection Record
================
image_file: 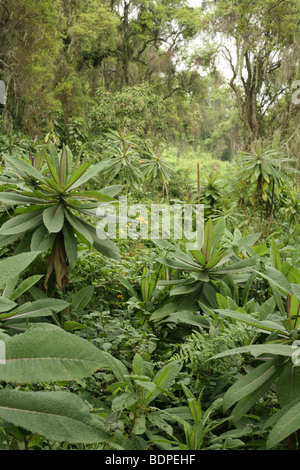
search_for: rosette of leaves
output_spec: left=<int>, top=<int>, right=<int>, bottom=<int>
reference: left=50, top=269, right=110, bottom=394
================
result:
left=100, top=129, right=144, bottom=189
left=235, top=146, right=296, bottom=214
left=199, top=174, right=222, bottom=213
left=154, top=219, right=258, bottom=310
left=143, top=148, right=174, bottom=195
left=0, top=143, right=121, bottom=289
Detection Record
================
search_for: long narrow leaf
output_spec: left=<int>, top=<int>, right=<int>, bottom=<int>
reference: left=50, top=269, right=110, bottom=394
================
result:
left=0, top=389, right=109, bottom=444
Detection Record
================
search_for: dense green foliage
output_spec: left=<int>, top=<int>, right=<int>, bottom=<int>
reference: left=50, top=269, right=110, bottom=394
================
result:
left=0, top=0, right=299, bottom=452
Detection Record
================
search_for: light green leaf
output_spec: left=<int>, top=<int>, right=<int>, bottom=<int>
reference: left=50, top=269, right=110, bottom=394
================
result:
left=0, top=389, right=109, bottom=444
left=0, top=298, right=17, bottom=313
left=267, top=399, right=300, bottom=449
left=223, top=357, right=284, bottom=411
left=230, top=366, right=285, bottom=423
left=64, top=162, right=93, bottom=191
left=271, top=239, right=282, bottom=271
left=0, top=210, right=43, bottom=236
left=111, top=391, right=140, bottom=412
left=43, top=204, right=64, bottom=233
left=215, top=309, right=287, bottom=335
left=30, top=225, right=55, bottom=252
left=209, top=343, right=295, bottom=361
left=71, top=286, right=94, bottom=311
left=9, top=275, right=43, bottom=301
left=62, top=221, right=77, bottom=268
left=4, top=155, right=45, bottom=183
left=1, top=298, right=69, bottom=321
left=276, top=362, right=300, bottom=408
left=0, top=325, right=113, bottom=383
left=0, top=252, right=40, bottom=288
left=0, top=192, right=47, bottom=205
left=291, top=284, right=300, bottom=302
left=132, top=415, right=146, bottom=435
left=145, top=361, right=181, bottom=404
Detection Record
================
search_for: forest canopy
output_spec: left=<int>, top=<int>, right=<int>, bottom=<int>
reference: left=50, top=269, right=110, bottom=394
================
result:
left=0, top=0, right=298, bottom=158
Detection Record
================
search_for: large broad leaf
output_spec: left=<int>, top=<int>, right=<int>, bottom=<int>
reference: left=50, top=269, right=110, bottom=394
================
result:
left=0, top=233, right=21, bottom=248
left=71, top=286, right=94, bottom=311
left=215, top=257, right=257, bottom=273
left=157, top=255, right=200, bottom=272
left=101, top=185, right=124, bottom=197
left=69, top=190, right=116, bottom=203
left=4, top=155, right=46, bottom=183
left=0, top=209, right=43, bottom=236
left=144, top=361, right=182, bottom=404
left=44, top=150, right=61, bottom=187
left=66, top=161, right=108, bottom=191
left=0, top=192, right=47, bottom=206
left=64, top=210, right=94, bottom=245
left=209, top=343, right=295, bottom=361
left=291, top=284, right=300, bottom=302
left=0, top=298, right=17, bottom=313
left=63, top=162, right=93, bottom=191
left=103, top=353, right=130, bottom=383
left=62, top=221, right=77, bottom=268
left=160, top=310, right=209, bottom=329
left=230, top=369, right=284, bottom=424
left=30, top=225, right=55, bottom=252
left=210, top=217, right=226, bottom=254
left=276, top=362, right=300, bottom=408
left=80, top=219, right=120, bottom=260
left=270, top=239, right=282, bottom=271
left=9, top=275, right=43, bottom=301
left=0, top=298, right=69, bottom=321
left=267, top=399, right=300, bottom=449
left=0, top=252, right=40, bottom=288
left=223, top=357, right=286, bottom=412
left=253, top=267, right=292, bottom=295
left=59, top=144, right=72, bottom=186
left=214, top=309, right=288, bottom=336
left=0, top=389, right=109, bottom=444
left=237, top=232, right=261, bottom=249
left=43, top=204, right=64, bottom=233
left=0, top=325, right=113, bottom=383
left=202, top=218, right=214, bottom=263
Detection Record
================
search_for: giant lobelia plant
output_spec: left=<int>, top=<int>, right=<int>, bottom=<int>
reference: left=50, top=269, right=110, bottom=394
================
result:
left=0, top=143, right=121, bottom=288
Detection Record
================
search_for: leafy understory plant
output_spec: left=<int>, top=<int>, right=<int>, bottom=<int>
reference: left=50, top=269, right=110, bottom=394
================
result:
left=102, top=353, right=182, bottom=449
left=100, top=129, right=144, bottom=190
left=0, top=143, right=121, bottom=288
left=206, top=260, right=300, bottom=449
left=0, top=324, right=115, bottom=447
left=150, top=219, right=259, bottom=320
left=0, top=252, right=122, bottom=448
left=116, top=263, right=169, bottom=318
left=143, top=148, right=174, bottom=198
left=148, top=387, right=235, bottom=450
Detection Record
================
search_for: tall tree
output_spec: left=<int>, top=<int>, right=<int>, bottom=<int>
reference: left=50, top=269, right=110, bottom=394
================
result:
left=108, top=0, right=201, bottom=90
left=0, top=0, right=63, bottom=134
left=203, top=0, right=299, bottom=149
